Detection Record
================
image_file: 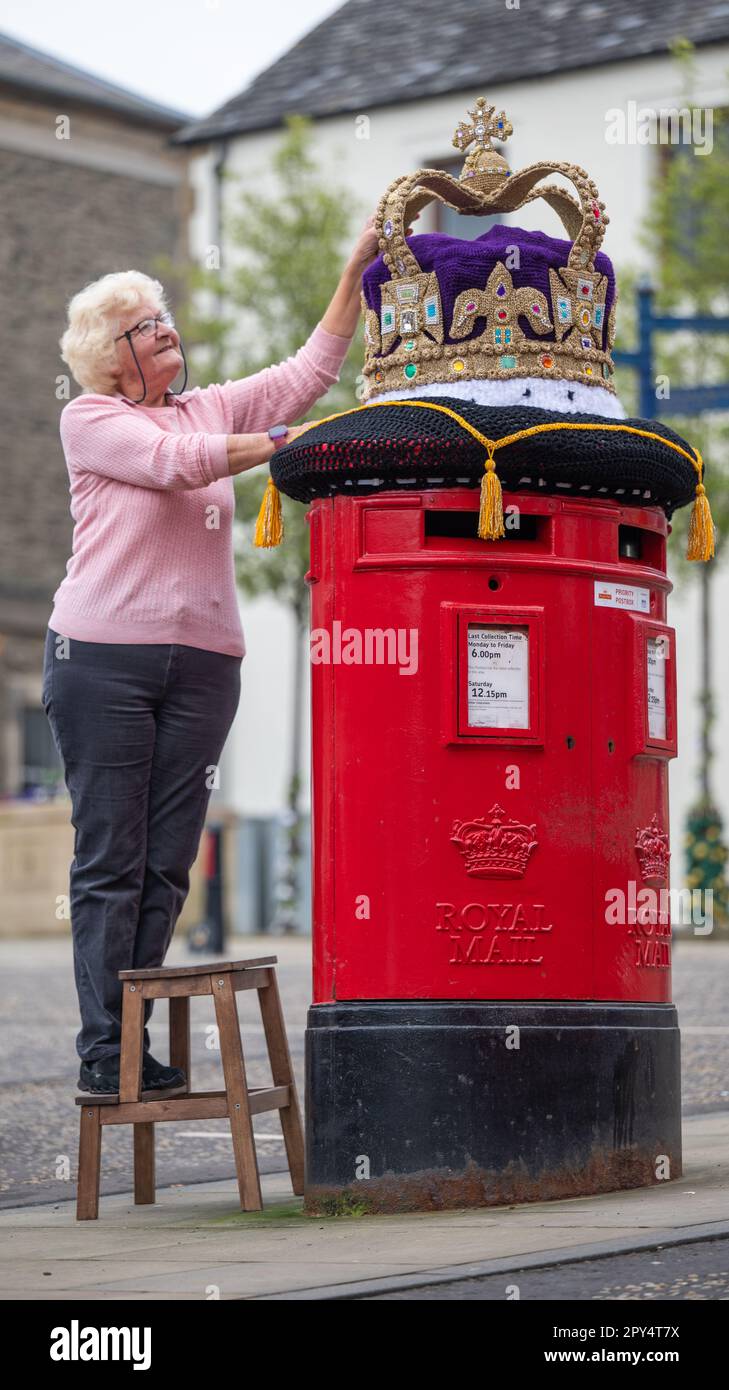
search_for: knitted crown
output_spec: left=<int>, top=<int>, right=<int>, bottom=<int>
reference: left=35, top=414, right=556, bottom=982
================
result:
left=361, top=97, right=617, bottom=405
left=253, top=97, right=713, bottom=562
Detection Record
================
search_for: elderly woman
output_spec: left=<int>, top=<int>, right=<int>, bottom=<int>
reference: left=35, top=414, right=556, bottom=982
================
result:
left=43, top=215, right=385, bottom=1096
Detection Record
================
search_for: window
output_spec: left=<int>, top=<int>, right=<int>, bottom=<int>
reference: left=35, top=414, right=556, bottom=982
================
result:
left=656, top=105, right=729, bottom=270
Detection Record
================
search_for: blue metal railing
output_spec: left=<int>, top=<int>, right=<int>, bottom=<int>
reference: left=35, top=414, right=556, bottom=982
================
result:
left=613, top=282, right=729, bottom=418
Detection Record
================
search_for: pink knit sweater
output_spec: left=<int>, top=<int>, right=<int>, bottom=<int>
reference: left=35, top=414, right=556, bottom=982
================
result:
left=49, top=322, right=352, bottom=658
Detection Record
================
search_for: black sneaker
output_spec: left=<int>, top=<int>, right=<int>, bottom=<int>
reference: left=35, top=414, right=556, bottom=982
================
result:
left=142, top=1051, right=186, bottom=1090
left=78, top=1055, right=121, bottom=1094
left=78, top=1052, right=186, bottom=1094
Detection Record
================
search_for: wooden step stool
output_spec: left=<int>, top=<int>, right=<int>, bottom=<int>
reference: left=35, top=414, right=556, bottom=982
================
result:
left=74, top=956, right=304, bottom=1220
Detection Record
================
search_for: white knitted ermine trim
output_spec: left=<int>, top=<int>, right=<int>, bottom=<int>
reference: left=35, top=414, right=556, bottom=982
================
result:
left=369, top=376, right=627, bottom=420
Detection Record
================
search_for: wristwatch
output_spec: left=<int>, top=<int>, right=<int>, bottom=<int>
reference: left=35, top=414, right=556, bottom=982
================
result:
left=267, top=423, right=290, bottom=450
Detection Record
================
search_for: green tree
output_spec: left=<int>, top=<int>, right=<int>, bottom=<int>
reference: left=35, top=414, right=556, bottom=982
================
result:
left=630, top=41, right=729, bottom=931
left=158, top=114, right=367, bottom=932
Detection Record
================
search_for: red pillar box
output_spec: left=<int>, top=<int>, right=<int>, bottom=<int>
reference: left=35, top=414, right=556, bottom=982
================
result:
left=259, top=97, right=714, bottom=1213
left=302, top=490, right=683, bottom=1212
left=308, top=491, right=676, bottom=1004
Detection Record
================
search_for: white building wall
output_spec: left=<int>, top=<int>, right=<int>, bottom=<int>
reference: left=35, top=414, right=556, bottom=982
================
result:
left=187, top=46, right=729, bottom=867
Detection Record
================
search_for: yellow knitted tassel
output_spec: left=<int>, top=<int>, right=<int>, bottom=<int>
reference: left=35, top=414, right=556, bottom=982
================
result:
left=254, top=475, right=284, bottom=548
left=686, top=481, right=715, bottom=562
left=477, top=454, right=505, bottom=540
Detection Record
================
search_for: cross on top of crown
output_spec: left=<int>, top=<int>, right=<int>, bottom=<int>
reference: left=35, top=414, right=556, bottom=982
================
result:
left=452, top=97, right=513, bottom=155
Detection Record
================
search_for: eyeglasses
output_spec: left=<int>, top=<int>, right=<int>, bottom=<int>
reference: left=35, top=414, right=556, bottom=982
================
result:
left=114, top=311, right=175, bottom=342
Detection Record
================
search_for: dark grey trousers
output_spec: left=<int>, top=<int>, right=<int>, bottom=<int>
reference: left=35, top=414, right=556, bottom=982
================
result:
left=42, top=628, right=242, bottom=1062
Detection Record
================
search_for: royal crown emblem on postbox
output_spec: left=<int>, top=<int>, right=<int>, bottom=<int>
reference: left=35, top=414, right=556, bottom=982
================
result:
left=635, top=815, right=670, bottom=885
left=450, top=804, right=538, bottom=879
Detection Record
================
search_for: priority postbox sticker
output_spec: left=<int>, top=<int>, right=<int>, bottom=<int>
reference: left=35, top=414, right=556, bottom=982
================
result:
left=593, top=580, right=650, bottom=612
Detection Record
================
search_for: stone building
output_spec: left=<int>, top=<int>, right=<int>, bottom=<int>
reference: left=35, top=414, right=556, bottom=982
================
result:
left=0, top=31, right=191, bottom=796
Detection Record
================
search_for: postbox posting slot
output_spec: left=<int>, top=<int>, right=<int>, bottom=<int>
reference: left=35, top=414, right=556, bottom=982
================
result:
left=631, top=620, right=677, bottom=758
left=440, top=603, right=545, bottom=746
left=352, top=494, right=557, bottom=566
left=424, top=509, right=552, bottom=551
left=618, top=523, right=665, bottom=571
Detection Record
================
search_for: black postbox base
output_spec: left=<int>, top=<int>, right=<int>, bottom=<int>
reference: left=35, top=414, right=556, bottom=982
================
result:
left=304, top=1000, right=682, bottom=1215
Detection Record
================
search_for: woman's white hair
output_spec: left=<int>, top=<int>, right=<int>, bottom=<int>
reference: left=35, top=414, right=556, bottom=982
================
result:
left=59, top=270, right=169, bottom=395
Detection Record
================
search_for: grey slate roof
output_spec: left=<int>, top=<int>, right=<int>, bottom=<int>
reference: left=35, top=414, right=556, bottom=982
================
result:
left=0, top=29, right=190, bottom=127
left=173, top=0, right=729, bottom=145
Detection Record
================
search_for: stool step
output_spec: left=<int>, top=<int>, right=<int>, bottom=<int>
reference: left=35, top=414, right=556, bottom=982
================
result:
left=76, top=1085, right=291, bottom=1125
left=118, top=956, right=277, bottom=982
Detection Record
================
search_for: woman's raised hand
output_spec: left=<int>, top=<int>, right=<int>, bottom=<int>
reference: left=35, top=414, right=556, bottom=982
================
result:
left=347, top=210, right=419, bottom=276
left=279, top=422, right=317, bottom=446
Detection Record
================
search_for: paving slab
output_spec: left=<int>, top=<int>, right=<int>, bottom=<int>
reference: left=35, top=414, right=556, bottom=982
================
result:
left=1, top=1112, right=727, bottom=1300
